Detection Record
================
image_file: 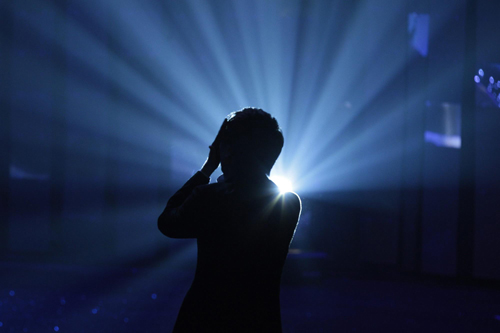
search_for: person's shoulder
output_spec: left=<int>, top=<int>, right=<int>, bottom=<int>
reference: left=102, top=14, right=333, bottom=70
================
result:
left=280, top=190, right=300, bottom=203
left=195, top=181, right=230, bottom=197
left=194, top=182, right=219, bottom=194
left=274, top=191, right=301, bottom=228
left=278, top=191, right=301, bottom=214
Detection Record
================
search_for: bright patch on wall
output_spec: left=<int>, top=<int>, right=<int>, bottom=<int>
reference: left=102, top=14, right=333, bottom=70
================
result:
left=408, top=12, right=430, bottom=57
left=424, top=102, right=461, bottom=149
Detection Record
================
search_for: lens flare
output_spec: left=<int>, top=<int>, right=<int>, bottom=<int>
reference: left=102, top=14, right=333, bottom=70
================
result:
left=270, top=176, right=293, bottom=194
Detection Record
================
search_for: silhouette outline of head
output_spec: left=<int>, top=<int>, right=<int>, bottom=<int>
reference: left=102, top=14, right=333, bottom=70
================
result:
left=220, top=108, right=284, bottom=180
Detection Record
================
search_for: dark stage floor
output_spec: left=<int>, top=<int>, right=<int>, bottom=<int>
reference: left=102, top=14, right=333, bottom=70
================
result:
left=1, top=252, right=500, bottom=333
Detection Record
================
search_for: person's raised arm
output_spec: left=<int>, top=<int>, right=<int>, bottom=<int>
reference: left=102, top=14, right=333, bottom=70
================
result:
left=157, top=171, right=210, bottom=238
left=158, top=119, right=227, bottom=238
left=200, top=118, right=227, bottom=178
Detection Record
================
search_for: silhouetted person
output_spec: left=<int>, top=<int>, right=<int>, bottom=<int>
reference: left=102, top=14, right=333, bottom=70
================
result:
left=158, top=108, right=301, bottom=332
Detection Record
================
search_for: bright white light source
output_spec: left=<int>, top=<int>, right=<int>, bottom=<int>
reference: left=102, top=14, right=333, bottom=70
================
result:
left=270, top=176, right=293, bottom=193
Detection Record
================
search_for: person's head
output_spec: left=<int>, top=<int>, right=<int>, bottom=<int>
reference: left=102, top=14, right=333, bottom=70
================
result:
left=219, top=108, right=283, bottom=179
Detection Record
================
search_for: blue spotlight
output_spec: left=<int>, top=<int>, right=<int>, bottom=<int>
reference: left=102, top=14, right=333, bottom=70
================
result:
left=270, top=176, right=293, bottom=194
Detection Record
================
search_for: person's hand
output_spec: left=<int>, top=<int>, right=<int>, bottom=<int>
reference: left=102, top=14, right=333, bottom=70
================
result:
left=200, top=119, right=227, bottom=177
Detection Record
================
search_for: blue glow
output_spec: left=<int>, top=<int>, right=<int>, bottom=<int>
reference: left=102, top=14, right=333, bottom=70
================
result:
left=408, top=13, right=430, bottom=57
left=9, top=290, right=15, bottom=296
left=54, top=326, right=59, bottom=332
left=0, top=322, right=3, bottom=327
left=6, top=0, right=458, bottom=197
left=490, top=76, right=495, bottom=84
left=2, top=1, right=495, bottom=331
left=270, top=176, right=293, bottom=194
left=425, top=131, right=461, bottom=149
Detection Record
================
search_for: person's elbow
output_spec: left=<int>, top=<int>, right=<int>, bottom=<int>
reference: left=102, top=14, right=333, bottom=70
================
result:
left=158, top=211, right=177, bottom=238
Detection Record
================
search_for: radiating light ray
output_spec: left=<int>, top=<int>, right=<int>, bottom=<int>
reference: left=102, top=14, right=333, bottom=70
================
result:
left=232, top=0, right=268, bottom=107
left=296, top=60, right=461, bottom=194
left=14, top=0, right=217, bottom=147
left=297, top=110, right=404, bottom=192
left=185, top=0, right=250, bottom=107
left=14, top=0, right=469, bottom=205
left=287, top=1, right=465, bottom=194
left=290, top=2, right=408, bottom=174
left=4, top=0, right=476, bottom=299
left=254, top=0, right=287, bottom=115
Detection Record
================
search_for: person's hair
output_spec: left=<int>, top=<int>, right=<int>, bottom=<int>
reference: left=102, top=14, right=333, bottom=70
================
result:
left=222, top=107, right=283, bottom=174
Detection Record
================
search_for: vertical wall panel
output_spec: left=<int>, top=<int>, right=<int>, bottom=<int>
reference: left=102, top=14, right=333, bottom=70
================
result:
left=473, top=0, right=500, bottom=280
left=0, top=2, right=13, bottom=254
left=61, top=1, right=111, bottom=260
left=400, top=0, right=430, bottom=272
left=9, top=3, right=56, bottom=252
left=420, top=0, right=466, bottom=277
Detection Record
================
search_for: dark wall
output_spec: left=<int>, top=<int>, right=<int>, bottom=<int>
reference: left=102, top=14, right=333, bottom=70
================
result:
left=473, top=0, right=500, bottom=278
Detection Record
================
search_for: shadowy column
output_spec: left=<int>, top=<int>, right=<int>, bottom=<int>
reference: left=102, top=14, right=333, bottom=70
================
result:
left=457, top=0, right=477, bottom=280
left=49, top=0, right=68, bottom=254
left=399, top=0, right=431, bottom=273
left=0, top=3, right=13, bottom=255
